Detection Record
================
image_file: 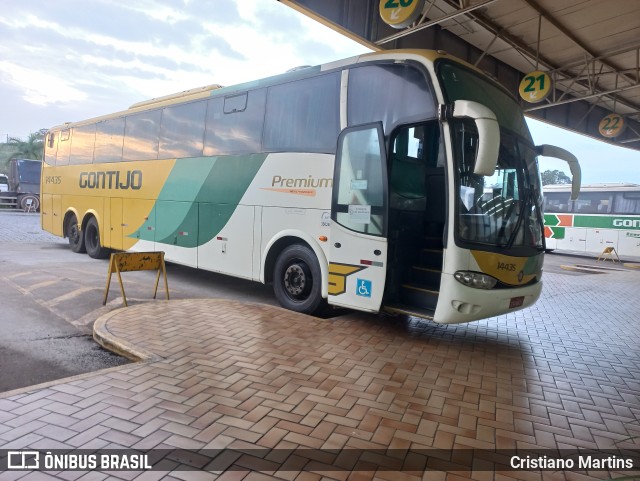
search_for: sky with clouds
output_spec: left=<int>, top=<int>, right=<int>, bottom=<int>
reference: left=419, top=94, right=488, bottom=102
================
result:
left=1, top=0, right=637, bottom=184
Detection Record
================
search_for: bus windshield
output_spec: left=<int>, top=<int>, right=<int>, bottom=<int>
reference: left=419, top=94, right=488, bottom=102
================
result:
left=437, top=61, right=543, bottom=252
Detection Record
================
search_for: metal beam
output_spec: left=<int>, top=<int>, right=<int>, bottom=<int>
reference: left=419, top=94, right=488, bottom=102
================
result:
left=521, top=0, right=637, bottom=88
left=435, top=0, right=640, bottom=116
left=525, top=84, right=640, bottom=112
left=375, top=0, right=499, bottom=46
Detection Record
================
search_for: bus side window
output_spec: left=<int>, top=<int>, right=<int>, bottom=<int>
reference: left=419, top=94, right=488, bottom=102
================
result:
left=572, top=192, right=612, bottom=214
left=347, top=64, right=436, bottom=134
left=159, top=100, right=206, bottom=159
left=123, top=110, right=162, bottom=161
left=543, top=192, right=570, bottom=213
left=263, top=73, right=340, bottom=154
left=70, top=124, right=96, bottom=165
left=614, top=192, right=640, bottom=214
left=95, top=118, right=125, bottom=163
left=45, top=132, right=58, bottom=165
left=204, top=89, right=266, bottom=156
left=56, top=129, right=71, bottom=166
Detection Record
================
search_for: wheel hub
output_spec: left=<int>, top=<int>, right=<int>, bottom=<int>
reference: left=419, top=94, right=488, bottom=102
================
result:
left=70, top=225, right=80, bottom=244
left=284, top=264, right=306, bottom=296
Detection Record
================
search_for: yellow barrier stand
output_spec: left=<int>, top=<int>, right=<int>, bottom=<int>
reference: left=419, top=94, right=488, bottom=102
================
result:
left=103, top=251, right=169, bottom=307
left=596, top=246, right=620, bottom=263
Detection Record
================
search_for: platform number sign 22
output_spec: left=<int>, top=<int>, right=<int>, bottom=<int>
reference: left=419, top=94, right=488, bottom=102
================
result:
left=379, top=0, right=425, bottom=29
left=518, top=70, right=551, bottom=103
left=599, top=113, right=626, bottom=138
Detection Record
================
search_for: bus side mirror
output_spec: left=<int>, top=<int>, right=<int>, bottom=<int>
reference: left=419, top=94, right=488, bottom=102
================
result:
left=452, top=100, right=500, bottom=176
left=535, top=144, right=581, bottom=200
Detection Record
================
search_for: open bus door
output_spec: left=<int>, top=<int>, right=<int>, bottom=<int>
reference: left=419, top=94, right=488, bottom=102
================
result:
left=328, top=123, right=389, bottom=312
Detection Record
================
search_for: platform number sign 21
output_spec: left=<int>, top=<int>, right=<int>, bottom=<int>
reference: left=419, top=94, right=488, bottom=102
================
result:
left=518, top=71, right=551, bottom=103
left=379, top=0, right=426, bottom=29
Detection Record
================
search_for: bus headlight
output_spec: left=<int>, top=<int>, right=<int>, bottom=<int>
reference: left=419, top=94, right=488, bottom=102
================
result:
left=454, top=271, right=498, bottom=290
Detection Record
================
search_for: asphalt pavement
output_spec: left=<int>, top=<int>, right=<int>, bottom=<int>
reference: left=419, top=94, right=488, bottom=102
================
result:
left=0, top=209, right=278, bottom=393
left=0, top=210, right=129, bottom=392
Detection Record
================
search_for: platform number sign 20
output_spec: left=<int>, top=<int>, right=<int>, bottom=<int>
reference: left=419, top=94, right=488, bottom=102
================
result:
left=518, top=70, right=551, bottom=103
left=384, top=0, right=414, bottom=7
left=379, top=0, right=425, bottom=29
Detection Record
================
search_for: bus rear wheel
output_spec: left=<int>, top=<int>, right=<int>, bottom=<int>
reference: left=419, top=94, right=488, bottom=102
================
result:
left=273, top=244, right=324, bottom=315
left=84, top=217, right=110, bottom=259
left=66, top=214, right=86, bottom=254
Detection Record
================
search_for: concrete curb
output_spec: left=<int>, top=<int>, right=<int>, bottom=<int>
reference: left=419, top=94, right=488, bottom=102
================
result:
left=93, top=307, right=160, bottom=362
left=0, top=363, right=136, bottom=400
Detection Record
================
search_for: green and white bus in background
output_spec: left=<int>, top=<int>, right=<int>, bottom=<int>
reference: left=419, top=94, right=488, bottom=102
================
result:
left=544, top=183, right=640, bottom=258
left=41, top=49, right=580, bottom=324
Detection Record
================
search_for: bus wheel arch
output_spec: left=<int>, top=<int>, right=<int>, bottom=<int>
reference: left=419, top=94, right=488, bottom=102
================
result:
left=64, top=210, right=86, bottom=254
left=264, top=235, right=327, bottom=315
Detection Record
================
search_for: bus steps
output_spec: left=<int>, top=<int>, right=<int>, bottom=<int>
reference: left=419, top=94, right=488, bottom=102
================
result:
left=400, top=236, right=444, bottom=310
left=419, top=248, right=443, bottom=269
left=400, top=284, right=439, bottom=310
left=411, top=265, right=441, bottom=285
left=382, top=303, right=435, bottom=320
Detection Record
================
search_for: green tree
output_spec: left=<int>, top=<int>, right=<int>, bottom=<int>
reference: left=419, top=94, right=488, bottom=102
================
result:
left=6, top=129, right=47, bottom=161
left=541, top=169, right=571, bottom=186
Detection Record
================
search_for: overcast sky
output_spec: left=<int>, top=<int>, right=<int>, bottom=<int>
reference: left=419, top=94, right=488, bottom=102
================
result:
left=1, top=0, right=638, bottom=184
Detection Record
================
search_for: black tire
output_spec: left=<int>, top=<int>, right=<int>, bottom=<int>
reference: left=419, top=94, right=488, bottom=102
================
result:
left=84, top=217, right=110, bottom=259
left=273, top=244, right=325, bottom=315
left=19, top=194, right=39, bottom=212
left=66, top=214, right=86, bottom=254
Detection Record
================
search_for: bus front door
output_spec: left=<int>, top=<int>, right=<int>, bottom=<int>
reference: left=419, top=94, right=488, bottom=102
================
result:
left=328, top=123, right=388, bottom=312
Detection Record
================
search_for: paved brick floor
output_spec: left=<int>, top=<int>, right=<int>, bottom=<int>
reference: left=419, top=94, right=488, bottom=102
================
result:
left=0, top=265, right=639, bottom=481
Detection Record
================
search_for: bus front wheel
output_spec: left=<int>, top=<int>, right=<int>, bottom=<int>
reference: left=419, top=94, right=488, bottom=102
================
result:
left=66, top=214, right=86, bottom=254
left=273, top=244, right=324, bottom=315
left=84, top=217, right=110, bottom=259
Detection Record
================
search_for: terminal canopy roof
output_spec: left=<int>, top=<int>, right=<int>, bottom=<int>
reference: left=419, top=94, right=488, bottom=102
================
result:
left=279, top=0, right=640, bottom=152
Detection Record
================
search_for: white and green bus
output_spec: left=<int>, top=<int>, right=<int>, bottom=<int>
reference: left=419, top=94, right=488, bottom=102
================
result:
left=544, top=183, right=640, bottom=258
left=41, top=49, right=579, bottom=323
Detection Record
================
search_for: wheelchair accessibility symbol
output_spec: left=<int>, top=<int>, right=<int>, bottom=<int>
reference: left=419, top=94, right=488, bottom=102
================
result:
left=356, top=279, right=372, bottom=298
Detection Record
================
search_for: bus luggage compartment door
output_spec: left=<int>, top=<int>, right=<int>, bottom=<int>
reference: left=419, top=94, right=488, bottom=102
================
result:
left=328, top=123, right=388, bottom=312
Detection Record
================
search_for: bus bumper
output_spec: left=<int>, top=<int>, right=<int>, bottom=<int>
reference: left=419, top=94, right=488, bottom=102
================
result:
left=433, top=273, right=543, bottom=324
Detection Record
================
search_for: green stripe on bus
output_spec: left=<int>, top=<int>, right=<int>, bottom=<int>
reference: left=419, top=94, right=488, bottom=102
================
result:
left=573, top=215, right=640, bottom=230
left=544, top=213, right=640, bottom=230
left=130, top=153, right=267, bottom=245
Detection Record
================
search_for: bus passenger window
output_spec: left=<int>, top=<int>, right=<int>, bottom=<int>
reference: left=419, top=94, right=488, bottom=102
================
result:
left=614, top=192, right=640, bottom=214
left=56, top=129, right=71, bottom=166
left=159, top=100, right=206, bottom=159
left=204, top=89, right=266, bottom=156
left=44, top=132, right=58, bottom=165
left=123, top=110, right=162, bottom=161
left=69, top=124, right=96, bottom=164
left=572, top=193, right=612, bottom=214
left=348, top=64, right=435, bottom=134
left=543, top=192, right=571, bottom=213
left=95, top=118, right=125, bottom=163
left=263, top=73, right=340, bottom=153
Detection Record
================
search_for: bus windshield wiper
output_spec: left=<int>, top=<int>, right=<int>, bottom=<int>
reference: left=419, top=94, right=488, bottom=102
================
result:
left=506, top=190, right=530, bottom=250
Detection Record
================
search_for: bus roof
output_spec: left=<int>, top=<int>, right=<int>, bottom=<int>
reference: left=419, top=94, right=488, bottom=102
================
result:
left=47, top=49, right=454, bottom=133
left=544, top=183, right=640, bottom=192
